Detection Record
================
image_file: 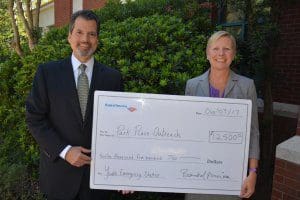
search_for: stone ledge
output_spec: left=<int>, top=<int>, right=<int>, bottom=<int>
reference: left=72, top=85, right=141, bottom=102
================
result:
left=276, top=136, right=300, bottom=165
left=257, top=100, right=300, bottom=119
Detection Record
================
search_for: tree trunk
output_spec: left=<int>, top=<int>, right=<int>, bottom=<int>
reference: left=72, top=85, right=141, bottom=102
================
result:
left=243, top=0, right=279, bottom=199
left=259, top=54, right=274, bottom=200
left=34, top=0, right=41, bottom=29
left=8, top=0, right=23, bottom=57
left=15, top=0, right=41, bottom=51
left=15, top=0, right=35, bottom=50
left=257, top=0, right=280, bottom=199
left=25, top=0, right=33, bottom=29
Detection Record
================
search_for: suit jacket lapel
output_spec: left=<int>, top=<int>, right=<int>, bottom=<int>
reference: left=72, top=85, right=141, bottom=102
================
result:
left=197, top=70, right=210, bottom=97
left=224, top=70, right=238, bottom=98
left=84, top=61, right=105, bottom=124
left=60, top=57, right=82, bottom=124
left=196, top=69, right=238, bottom=98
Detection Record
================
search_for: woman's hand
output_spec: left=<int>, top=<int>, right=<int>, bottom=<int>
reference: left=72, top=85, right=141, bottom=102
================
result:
left=240, top=171, right=257, bottom=198
left=118, top=190, right=134, bottom=195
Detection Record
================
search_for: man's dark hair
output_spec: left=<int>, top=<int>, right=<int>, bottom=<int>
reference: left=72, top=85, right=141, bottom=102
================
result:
left=69, top=10, right=100, bottom=35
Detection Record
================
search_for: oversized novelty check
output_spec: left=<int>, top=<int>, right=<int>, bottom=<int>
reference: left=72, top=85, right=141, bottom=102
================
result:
left=90, top=91, right=252, bottom=195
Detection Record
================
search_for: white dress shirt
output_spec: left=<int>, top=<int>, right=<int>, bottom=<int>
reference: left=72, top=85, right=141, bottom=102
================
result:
left=59, top=54, right=94, bottom=159
left=71, top=54, right=94, bottom=87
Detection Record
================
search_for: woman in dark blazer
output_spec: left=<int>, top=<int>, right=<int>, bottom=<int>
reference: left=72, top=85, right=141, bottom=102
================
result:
left=185, top=31, right=260, bottom=200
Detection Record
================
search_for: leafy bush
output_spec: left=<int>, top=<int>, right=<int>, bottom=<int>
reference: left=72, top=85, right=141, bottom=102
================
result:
left=96, top=0, right=169, bottom=22
left=0, top=162, right=43, bottom=200
left=96, top=0, right=212, bottom=27
left=97, top=14, right=208, bottom=94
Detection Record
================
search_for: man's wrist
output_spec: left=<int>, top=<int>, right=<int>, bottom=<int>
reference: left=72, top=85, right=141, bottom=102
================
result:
left=59, top=145, right=72, bottom=159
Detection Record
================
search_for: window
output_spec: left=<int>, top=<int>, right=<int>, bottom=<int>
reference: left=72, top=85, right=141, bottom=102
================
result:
left=217, top=0, right=247, bottom=40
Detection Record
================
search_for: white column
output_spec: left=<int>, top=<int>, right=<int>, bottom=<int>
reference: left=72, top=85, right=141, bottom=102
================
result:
left=73, top=0, right=83, bottom=13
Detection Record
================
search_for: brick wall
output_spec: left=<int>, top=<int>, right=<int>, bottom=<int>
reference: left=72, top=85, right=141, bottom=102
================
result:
left=271, top=2, right=300, bottom=198
left=274, top=115, right=298, bottom=144
left=54, top=0, right=72, bottom=27
left=272, top=1, right=300, bottom=105
left=54, top=0, right=107, bottom=27
left=83, top=0, right=106, bottom=10
left=272, top=158, right=300, bottom=200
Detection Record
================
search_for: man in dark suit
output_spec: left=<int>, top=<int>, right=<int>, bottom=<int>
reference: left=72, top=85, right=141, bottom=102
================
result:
left=26, top=10, right=124, bottom=200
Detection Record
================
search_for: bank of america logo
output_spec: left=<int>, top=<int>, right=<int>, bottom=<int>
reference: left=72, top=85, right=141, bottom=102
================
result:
left=104, top=103, right=137, bottom=112
left=127, top=107, right=137, bottom=112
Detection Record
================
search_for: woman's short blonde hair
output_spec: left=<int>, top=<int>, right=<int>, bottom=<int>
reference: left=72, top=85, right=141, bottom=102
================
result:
left=206, top=30, right=237, bottom=53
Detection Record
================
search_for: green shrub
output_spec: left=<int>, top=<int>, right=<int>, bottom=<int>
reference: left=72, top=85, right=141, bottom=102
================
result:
left=96, top=0, right=168, bottom=22
left=97, top=14, right=208, bottom=94
left=0, top=50, right=42, bottom=199
left=0, top=162, right=43, bottom=200
left=95, top=0, right=213, bottom=37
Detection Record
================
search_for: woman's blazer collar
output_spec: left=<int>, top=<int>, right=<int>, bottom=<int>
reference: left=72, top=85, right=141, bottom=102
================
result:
left=197, top=69, right=239, bottom=97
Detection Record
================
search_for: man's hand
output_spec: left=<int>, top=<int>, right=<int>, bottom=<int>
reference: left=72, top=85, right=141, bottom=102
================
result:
left=65, top=146, right=91, bottom=167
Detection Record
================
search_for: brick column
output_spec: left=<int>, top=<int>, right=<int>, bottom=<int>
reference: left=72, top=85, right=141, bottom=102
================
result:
left=272, top=1, right=300, bottom=105
left=271, top=137, right=300, bottom=199
left=83, top=0, right=106, bottom=10
left=54, top=0, right=72, bottom=27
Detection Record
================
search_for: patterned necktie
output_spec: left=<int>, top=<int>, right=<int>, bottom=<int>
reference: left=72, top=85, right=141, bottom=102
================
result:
left=77, top=64, right=89, bottom=120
